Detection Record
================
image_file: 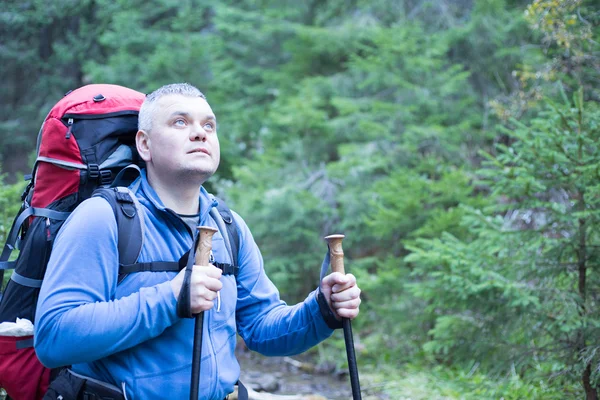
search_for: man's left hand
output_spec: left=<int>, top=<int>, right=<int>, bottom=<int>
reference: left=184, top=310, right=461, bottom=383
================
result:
left=320, top=273, right=361, bottom=320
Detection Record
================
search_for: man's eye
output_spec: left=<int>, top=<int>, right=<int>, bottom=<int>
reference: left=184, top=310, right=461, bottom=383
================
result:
left=204, top=122, right=215, bottom=131
left=174, top=119, right=186, bottom=126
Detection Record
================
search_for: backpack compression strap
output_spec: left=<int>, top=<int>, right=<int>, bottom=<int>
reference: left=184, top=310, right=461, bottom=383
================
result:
left=0, top=207, right=71, bottom=271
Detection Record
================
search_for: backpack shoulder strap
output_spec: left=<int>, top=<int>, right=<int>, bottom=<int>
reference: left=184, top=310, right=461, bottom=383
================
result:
left=92, top=186, right=144, bottom=268
left=212, top=197, right=240, bottom=270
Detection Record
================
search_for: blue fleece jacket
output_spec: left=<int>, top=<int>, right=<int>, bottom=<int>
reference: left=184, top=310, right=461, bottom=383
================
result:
left=34, top=171, right=334, bottom=399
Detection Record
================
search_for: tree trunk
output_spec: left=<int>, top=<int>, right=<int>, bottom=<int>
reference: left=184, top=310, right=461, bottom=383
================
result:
left=578, top=215, right=587, bottom=306
left=577, top=204, right=596, bottom=399
left=583, top=363, right=597, bottom=400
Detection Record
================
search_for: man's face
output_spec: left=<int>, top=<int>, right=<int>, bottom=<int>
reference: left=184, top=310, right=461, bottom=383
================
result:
left=141, top=94, right=220, bottom=184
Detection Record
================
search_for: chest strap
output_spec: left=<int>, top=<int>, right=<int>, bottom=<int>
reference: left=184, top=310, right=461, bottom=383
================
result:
left=118, top=250, right=239, bottom=276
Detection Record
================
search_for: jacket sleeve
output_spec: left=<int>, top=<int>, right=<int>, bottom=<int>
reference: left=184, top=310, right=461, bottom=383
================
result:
left=233, top=212, right=335, bottom=356
left=34, top=198, right=179, bottom=368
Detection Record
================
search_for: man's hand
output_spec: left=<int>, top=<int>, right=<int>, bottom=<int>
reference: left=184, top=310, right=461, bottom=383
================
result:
left=320, top=272, right=361, bottom=320
left=170, top=264, right=223, bottom=314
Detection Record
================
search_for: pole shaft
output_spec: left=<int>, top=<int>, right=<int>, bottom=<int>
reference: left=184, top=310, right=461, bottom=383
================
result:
left=324, top=234, right=362, bottom=400
left=343, top=319, right=362, bottom=400
left=190, top=226, right=218, bottom=400
left=190, top=313, right=204, bottom=399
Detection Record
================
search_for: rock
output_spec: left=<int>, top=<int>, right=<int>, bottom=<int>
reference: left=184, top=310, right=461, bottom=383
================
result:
left=228, top=385, right=328, bottom=400
left=256, top=373, right=280, bottom=392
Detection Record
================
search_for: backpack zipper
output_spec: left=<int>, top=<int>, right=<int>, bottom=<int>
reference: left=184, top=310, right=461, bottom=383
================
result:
left=62, top=110, right=139, bottom=140
left=65, top=118, right=74, bottom=139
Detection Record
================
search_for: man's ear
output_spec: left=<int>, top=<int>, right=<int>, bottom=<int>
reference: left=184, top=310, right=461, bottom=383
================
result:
left=136, top=130, right=151, bottom=162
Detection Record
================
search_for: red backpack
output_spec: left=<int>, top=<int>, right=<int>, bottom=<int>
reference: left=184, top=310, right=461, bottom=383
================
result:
left=0, top=84, right=145, bottom=400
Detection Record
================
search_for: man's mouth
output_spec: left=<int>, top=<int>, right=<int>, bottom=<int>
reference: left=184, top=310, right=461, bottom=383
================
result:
left=188, top=148, right=210, bottom=155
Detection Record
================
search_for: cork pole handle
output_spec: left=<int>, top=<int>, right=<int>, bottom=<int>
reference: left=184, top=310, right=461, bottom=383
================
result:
left=324, top=234, right=345, bottom=274
left=195, top=226, right=218, bottom=265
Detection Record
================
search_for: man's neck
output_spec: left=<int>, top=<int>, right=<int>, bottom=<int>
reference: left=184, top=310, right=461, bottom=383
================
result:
left=147, top=170, right=202, bottom=215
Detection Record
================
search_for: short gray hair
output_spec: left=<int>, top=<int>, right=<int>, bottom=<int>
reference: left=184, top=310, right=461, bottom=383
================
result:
left=138, top=83, right=206, bottom=132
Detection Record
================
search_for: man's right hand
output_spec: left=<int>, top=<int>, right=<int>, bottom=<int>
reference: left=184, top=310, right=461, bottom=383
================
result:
left=170, top=264, right=223, bottom=314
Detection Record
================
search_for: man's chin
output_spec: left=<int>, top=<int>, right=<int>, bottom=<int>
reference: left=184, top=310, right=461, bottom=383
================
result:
left=179, top=168, right=216, bottom=183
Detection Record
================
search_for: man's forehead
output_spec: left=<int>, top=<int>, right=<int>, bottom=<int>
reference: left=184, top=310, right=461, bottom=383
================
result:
left=157, top=94, right=214, bottom=117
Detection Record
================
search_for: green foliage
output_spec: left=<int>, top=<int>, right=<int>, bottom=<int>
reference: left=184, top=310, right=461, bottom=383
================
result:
left=359, top=362, right=574, bottom=399
left=525, top=0, right=600, bottom=100
left=2, top=0, right=600, bottom=396
left=0, top=0, right=107, bottom=175
left=408, top=94, right=600, bottom=395
left=492, top=0, right=600, bottom=120
left=0, top=172, right=24, bottom=290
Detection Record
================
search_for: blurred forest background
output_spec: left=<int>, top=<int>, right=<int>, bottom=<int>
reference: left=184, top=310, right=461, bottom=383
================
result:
left=1, top=0, right=600, bottom=398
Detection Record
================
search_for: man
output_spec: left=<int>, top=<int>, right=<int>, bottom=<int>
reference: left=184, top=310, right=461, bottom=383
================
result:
left=34, top=83, right=361, bottom=399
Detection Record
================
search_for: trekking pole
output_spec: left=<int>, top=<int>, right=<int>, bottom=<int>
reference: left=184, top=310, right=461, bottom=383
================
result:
left=324, top=234, right=362, bottom=400
left=190, top=226, right=218, bottom=400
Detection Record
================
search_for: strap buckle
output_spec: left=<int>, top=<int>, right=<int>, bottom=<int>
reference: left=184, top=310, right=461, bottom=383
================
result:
left=88, top=164, right=112, bottom=185
left=88, top=164, right=99, bottom=179
left=100, top=170, right=112, bottom=185
left=215, top=262, right=239, bottom=276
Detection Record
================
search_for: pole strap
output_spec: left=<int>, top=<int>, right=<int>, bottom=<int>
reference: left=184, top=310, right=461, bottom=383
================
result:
left=320, top=247, right=331, bottom=281
left=177, top=235, right=198, bottom=319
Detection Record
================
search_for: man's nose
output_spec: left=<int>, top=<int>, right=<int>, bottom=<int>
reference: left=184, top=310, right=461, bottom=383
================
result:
left=190, top=122, right=207, bottom=141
